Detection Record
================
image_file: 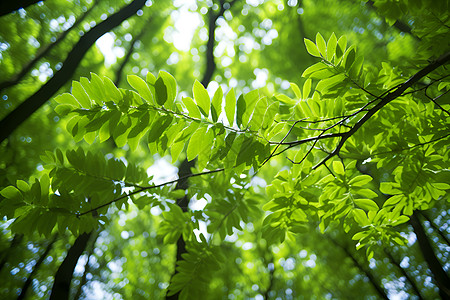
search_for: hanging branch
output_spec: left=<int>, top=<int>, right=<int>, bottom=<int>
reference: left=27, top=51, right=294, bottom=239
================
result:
left=0, top=1, right=98, bottom=93
left=76, top=168, right=224, bottom=217
left=17, top=234, right=58, bottom=300
left=0, top=0, right=147, bottom=144
left=409, top=211, right=450, bottom=298
left=0, top=0, right=43, bottom=17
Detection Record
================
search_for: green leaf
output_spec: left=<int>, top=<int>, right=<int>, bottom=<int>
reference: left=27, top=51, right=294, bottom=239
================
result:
left=155, top=77, right=167, bottom=106
left=316, top=73, right=346, bottom=94
left=303, top=79, right=312, bottom=99
left=71, top=81, right=91, bottom=108
left=146, top=72, right=156, bottom=85
left=354, top=199, right=379, bottom=211
left=316, top=32, right=326, bottom=57
left=16, top=180, right=30, bottom=193
left=333, top=161, right=345, bottom=176
left=159, top=71, right=177, bottom=107
left=127, top=75, right=153, bottom=103
left=348, top=175, right=372, bottom=187
left=182, top=97, right=201, bottom=119
left=302, top=62, right=329, bottom=78
left=304, top=38, right=320, bottom=57
left=187, top=126, right=207, bottom=161
left=211, top=86, right=223, bottom=122
left=327, top=33, right=337, bottom=61
left=193, top=80, right=210, bottom=117
left=148, top=115, right=173, bottom=143
left=225, top=88, right=236, bottom=126
left=0, top=186, right=22, bottom=200
left=55, top=93, right=80, bottom=107
left=343, top=46, right=356, bottom=71
left=290, top=83, right=302, bottom=99
left=352, top=208, right=369, bottom=226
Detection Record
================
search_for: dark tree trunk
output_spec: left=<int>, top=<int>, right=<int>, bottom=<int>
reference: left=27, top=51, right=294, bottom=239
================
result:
left=410, top=211, right=450, bottom=298
left=0, top=0, right=44, bottom=17
left=0, top=0, right=147, bottom=144
left=17, top=235, right=58, bottom=300
left=49, top=232, right=91, bottom=300
left=0, top=234, right=23, bottom=274
left=165, top=3, right=238, bottom=298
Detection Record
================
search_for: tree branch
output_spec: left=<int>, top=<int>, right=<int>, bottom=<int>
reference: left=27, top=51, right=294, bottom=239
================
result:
left=76, top=168, right=224, bottom=217
left=313, top=51, right=450, bottom=170
left=0, top=0, right=147, bottom=144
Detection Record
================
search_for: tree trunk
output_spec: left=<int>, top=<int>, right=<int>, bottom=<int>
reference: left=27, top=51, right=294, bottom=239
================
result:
left=17, top=235, right=58, bottom=300
left=410, top=211, right=450, bottom=298
left=0, top=234, right=23, bottom=274
left=0, top=0, right=147, bottom=144
left=49, top=232, right=91, bottom=300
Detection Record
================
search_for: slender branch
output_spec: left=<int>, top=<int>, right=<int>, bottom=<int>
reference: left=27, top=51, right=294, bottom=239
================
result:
left=0, top=0, right=147, bottom=144
left=369, top=132, right=450, bottom=157
left=76, top=168, right=224, bottom=217
left=0, top=1, right=97, bottom=93
left=114, top=19, right=150, bottom=86
left=312, top=51, right=450, bottom=170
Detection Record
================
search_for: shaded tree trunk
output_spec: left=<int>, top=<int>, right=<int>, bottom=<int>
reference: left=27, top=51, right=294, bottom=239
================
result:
left=328, top=237, right=389, bottom=300
left=0, top=0, right=44, bottom=17
left=419, top=211, right=450, bottom=246
left=0, top=0, right=147, bottom=144
left=384, top=249, right=425, bottom=300
left=73, top=231, right=98, bottom=300
left=49, top=232, right=91, bottom=300
left=165, top=2, right=237, bottom=298
left=0, top=234, right=23, bottom=274
left=410, top=211, right=450, bottom=299
left=17, top=235, right=58, bottom=300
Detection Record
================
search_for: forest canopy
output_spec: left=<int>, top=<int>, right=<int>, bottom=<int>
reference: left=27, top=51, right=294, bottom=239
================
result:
left=0, top=0, right=449, bottom=299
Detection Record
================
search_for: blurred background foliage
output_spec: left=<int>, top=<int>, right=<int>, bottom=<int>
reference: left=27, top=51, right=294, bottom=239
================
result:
left=0, top=0, right=448, bottom=299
